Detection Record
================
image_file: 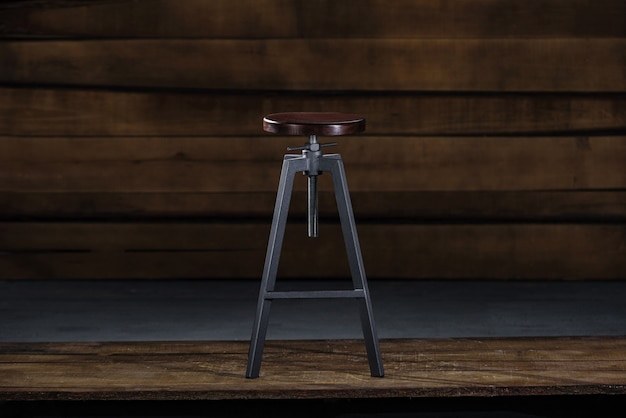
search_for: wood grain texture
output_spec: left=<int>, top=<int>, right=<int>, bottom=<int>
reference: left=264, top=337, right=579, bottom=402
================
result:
left=1, top=222, right=624, bottom=280
left=2, top=39, right=625, bottom=92
left=1, top=337, right=626, bottom=400
left=0, top=0, right=623, bottom=283
left=1, top=191, right=624, bottom=221
left=0, top=136, right=626, bottom=193
left=0, top=136, right=623, bottom=192
left=2, top=0, right=624, bottom=39
left=2, top=89, right=626, bottom=137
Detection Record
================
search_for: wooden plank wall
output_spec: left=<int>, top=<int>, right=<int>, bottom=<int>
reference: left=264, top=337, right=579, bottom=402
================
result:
left=0, top=0, right=624, bottom=280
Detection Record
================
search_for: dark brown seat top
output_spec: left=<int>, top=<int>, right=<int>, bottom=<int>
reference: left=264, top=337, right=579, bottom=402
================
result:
left=263, top=112, right=365, bottom=136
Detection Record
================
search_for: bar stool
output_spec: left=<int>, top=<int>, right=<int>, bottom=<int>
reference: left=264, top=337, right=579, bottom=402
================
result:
left=246, top=112, right=384, bottom=378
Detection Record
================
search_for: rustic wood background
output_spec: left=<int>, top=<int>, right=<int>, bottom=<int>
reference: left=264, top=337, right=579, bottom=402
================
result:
left=0, top=0, right=624, bottom=280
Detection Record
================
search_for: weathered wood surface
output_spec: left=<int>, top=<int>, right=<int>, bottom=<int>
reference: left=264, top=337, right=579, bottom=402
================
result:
left=0, top=0, right=623, bottom=281
left=3, top=89, right=625, bottom=137
left=0, top=136, right=623, bottom=192
left=2, top=337, right=626, bottom=400
left=1, top=191, right=625, bottom=221
left=1, top=222, right=624, bottom=280
left=3, top=39, right=625, bottom=92
left=2, top=0, right=624, bottom=39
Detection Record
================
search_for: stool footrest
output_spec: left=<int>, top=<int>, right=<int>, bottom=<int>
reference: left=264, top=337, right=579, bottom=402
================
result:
left=266, top=289, right=365, bottom=300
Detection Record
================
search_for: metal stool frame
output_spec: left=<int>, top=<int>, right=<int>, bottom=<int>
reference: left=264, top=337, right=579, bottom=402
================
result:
left=246, top=133, right=384, bottom=378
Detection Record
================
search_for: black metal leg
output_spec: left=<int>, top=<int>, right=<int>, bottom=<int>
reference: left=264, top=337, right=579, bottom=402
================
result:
left=246, top=155, right=306, bottom=378
left=320, top=155, right=384, bottom=377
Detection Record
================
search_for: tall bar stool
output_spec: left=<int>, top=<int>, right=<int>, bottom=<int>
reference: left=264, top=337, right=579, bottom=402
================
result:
left=246, top=112, right=384, bottom=378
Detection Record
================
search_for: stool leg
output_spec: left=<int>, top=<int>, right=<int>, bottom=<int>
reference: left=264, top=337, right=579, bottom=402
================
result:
left=320, top=154, right=385, bottom=377
left=246, top=155, right=307, bottom=378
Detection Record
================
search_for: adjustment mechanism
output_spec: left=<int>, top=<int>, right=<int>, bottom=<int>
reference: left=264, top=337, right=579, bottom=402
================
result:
left=287, top=135, right=337, bottom=238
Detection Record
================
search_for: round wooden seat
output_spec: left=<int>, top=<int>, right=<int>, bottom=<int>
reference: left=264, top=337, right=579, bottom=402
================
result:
left=263, top=112, right=365, bottom=136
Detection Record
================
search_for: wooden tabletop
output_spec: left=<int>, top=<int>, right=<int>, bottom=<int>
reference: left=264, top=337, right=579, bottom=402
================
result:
left=2, top=336, right=626, bottom=400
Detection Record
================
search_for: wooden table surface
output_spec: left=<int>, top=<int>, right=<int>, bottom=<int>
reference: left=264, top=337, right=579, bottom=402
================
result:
left=2, top=336, right=626, bottom=401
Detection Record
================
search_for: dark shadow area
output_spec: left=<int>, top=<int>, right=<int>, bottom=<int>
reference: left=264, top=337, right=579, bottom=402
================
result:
left=2, top=279, right=626, bottom=342
left=1, top=395, right=625, bottom=418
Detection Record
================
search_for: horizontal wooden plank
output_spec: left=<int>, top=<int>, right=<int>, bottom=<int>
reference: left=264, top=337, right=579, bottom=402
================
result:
left=1, top=191, right=625, bottom=221
left=1, top=222, right=624, bottom=279
left=1, top=0, right=624, bottom=39
left=3, top=39, right=625, bottom=92
left=3, top=89, right=625, bottom=137
left=2, top=337, right=626, bottom=400
left=0, top=136, right=624, bottom=192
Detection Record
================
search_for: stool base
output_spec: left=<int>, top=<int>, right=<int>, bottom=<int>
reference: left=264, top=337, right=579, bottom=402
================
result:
left=246, top=152, right=384, bottom=378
